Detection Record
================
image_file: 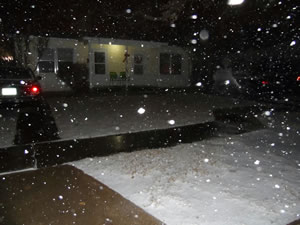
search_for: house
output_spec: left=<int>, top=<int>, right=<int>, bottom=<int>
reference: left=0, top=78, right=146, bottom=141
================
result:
left=22, top=36, right=192, bottom=92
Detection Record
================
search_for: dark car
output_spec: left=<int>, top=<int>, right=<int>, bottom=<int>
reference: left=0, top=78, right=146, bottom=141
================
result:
left=0, top=67, right=42, bottom=106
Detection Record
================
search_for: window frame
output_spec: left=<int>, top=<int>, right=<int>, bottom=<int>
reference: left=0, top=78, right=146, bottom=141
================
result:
left=133, top=53, right=144, bottom=75
left=37, top=48, right=55, bottom=73
left=159, top=53, right=182, bottom=75
left=94, top=51, right=106, bottom=75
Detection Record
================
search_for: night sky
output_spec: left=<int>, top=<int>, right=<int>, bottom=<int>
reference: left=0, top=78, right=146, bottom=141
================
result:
left=0, top=0, right=299, bottom=76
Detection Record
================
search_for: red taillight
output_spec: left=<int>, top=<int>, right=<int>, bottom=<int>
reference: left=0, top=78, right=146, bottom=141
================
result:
left=31, top=86, right=39, bottom=94
left=262, top=80, right=269, bottom=85
left=25, top=85, right=40, bottom=96
left=297, top=76, right=300, bottom=81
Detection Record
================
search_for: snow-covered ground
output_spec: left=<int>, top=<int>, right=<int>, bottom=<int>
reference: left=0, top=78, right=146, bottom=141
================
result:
left=69, top=109, right=300, bottom=225
left=1, top=93, right=299, bottom=224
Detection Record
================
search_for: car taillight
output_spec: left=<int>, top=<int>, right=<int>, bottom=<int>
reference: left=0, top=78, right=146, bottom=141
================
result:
left=31, top=86, right=40, bottom=94
left=25, top=85, right=41, bottom=96
left=297, top=76, right=300, bottom=81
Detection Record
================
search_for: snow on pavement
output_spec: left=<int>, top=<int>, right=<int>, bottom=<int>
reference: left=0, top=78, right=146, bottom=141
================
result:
left=70, top=110, right=300, bottom=225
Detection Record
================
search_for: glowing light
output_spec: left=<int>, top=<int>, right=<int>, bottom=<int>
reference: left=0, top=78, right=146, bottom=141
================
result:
left=290, top=41, right=296, bottom=46
left=1, top=56, right=14, bottom=61
left=262, top=80, right=269, bottom=85
left=31, top=86, right=40, bottom=94
left=168, top=120, right=175, bottom=125
left=190, top=39, right=197, bottom=44
left=137, top=107, right=145, bottom=114
left=196, top=82, right=202, bottom=87
left=297, top=76, right=300, bottom=81
left=227, top=0, right=244, bottom=5
left=190, top=14, right=198, bottom=19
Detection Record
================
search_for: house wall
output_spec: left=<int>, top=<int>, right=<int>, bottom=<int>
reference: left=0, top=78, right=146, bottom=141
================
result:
left=25, top=36, right=191, bottom=91
left=28, top=37, right=88, bottom=92
left=89, top=41, right=191, bottom=88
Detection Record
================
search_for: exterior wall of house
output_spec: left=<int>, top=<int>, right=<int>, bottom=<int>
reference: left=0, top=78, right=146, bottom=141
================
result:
left=28, top=37, right=89, bottom=92
left=25, top=36, right=191, bottom=91
left=88, top=40, right=191, bottom=88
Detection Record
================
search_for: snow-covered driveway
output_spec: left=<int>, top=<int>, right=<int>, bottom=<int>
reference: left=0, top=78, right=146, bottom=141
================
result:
left=70, top=109, right=300, bottom=225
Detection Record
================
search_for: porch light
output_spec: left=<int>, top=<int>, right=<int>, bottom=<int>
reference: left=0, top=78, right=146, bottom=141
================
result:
left=227, top=0, right=244, bottom=6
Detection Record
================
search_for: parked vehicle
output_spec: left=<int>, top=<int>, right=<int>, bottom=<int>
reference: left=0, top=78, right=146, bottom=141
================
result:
left=0, top=67, right=42, bottom=106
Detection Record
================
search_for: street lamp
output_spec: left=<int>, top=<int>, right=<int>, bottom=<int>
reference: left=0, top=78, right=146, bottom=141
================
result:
left=227, top=0, right=244, bottom=6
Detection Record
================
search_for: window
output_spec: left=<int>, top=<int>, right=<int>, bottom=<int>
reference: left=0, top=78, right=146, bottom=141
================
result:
left=94, top=52, right=106, bottom=75
left=134, top=54, right=144, bottom=75
left=160, top=53, right=182, bottom=75
left=57, top=48, right=74, bottom=71
left=38, top=48, right=55, bottom=73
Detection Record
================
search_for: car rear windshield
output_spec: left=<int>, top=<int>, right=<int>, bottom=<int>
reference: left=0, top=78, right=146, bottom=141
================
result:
left=0, top=68, right=32, bottom=79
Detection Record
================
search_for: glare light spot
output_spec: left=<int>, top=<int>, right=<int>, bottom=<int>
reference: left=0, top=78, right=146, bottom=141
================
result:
left=190, top=14, right=198, bottom=19
left=227, top=0, right=244, bottom=5
left=290, top=41, right=296, bottom=46
left=224, top=80, right=230, bottom=85
left=168, top=120, right=175, bottom=125
left=195, top=82, right=202, bottom=87
left=137, top=107, right=146, bottom=115
left=190, top=39, right=197, bottom=44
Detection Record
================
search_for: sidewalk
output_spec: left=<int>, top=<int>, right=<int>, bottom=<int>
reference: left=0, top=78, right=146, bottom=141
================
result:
left=0, top=165, right=164, bottom=225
